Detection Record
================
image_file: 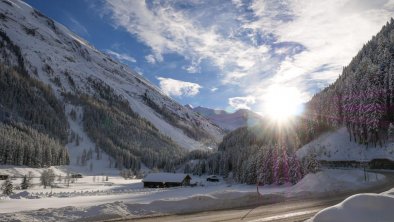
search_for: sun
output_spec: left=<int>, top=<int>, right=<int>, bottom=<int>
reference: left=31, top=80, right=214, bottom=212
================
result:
left=262, top=86, right=303, bottom=122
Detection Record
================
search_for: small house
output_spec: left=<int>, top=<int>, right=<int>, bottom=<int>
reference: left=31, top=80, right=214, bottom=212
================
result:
left=71, top=173, right=83, bottom=178
left=369, top=159, right=394, bottom=169
left=0, top=174, right=9, bottom=180
left=143, top=173, right=191, bottom=188
left=206, top=175, right=219, bottom=182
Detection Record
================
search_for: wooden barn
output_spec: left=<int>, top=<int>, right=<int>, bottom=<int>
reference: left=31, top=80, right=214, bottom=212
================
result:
left=142, top=173, right=191, bottom=188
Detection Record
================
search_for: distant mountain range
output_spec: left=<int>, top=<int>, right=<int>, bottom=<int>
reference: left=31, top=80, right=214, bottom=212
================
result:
left=188, top=105, right=263, bottom=131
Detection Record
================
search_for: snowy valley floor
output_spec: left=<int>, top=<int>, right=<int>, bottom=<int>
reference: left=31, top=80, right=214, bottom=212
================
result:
left=0, top=168, right=388, bottom=222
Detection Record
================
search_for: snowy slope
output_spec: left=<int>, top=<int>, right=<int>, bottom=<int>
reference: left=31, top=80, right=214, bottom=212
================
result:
left=192, top=106, right=263, bottom=131
left=0, top=0, right=223, bottom=152
left=297, top=127, right=394, bottom=161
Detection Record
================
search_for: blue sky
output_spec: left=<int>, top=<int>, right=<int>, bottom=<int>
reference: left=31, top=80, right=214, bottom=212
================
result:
left=24, top=0, right=394, bottom=114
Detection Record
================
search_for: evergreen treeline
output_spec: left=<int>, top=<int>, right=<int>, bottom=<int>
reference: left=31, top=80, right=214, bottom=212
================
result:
left=182, top=126, right=318, bottom=185
left=306, top=18, right=394, bottom=147
left=0, top=122, right=69, bottom=166
left=214, top=126, right=314, bottom=184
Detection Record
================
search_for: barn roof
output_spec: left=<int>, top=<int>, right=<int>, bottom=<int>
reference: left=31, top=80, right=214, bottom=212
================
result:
left=142, top=173, right=191, bottom=183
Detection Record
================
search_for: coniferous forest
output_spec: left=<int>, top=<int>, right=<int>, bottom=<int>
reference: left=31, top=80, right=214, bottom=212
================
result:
left=0, top=29, right=69, bottom=167
left=306, top=19, right=394, bottom=147
left=208, top=19, right=394, bottom=184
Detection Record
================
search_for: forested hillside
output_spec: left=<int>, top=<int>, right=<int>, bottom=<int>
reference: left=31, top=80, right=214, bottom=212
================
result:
left=213, top=19, right=394, bottom=183
left=214, top=125, right=318, bottom=184
left=0, top=30, right=69, bottom=166
left=63, top=83, right=185, bottom=172
left=306, top=18, right=394, bottom=147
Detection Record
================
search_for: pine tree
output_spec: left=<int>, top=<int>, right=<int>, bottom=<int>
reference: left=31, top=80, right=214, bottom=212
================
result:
left=21, top=175, right=30, bottom=190
left=259, top=147, right=274, bottom=185
left=40, top=169, right=55, bottom=188
left=1, top=178, right=13, bottom=195
left=289, top=154, right=303, bottom=184
left=303, top=150, right=320, bottom=174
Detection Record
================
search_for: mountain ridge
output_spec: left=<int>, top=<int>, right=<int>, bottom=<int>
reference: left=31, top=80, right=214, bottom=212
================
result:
left=191, top=105, right=263, bottom=131
left=0, top=0, right=224, bottom=170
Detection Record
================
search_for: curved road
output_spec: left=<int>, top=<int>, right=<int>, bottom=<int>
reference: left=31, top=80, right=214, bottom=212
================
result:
left=114, top=171, right=394, bottom=222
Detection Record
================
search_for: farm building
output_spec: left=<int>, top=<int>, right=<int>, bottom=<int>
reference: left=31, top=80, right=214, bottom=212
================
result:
left=206, top=175, right=220, bottom=182
left=71, top=174, right=83, bottom=178
left=369, top=159, right=394, bottom=169
left=0, top=174, right=9, bottom=180
left=142, top=173, right=191, bottom=188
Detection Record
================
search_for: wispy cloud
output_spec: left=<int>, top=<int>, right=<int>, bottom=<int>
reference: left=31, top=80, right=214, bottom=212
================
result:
left=106, top=50, right=136, bottom=63
left=104, top=0, right=271, bottom=83
left=145, top=54, right=156, bottom=64
left=157, top=77, right=202, bottom=97
left=246, top=0, right=394, bottom=98
left=103, top=0, right=394, bottom=111
left=67, top=15, right=89, bottom=37
left=228, top=96, right=256, bottom=110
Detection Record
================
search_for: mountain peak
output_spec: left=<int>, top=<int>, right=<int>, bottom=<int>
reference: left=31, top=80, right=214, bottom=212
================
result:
left=192, top=106, right=263, bottom=131
left=184, top=104, right=194, bottom=109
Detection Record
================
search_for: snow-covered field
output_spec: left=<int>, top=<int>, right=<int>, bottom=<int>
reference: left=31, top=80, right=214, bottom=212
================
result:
left=310, top=187, right=394, bottom=222
left=0, top=168, right=386, bottom=221
left=297, top=127, right=394, bottom=161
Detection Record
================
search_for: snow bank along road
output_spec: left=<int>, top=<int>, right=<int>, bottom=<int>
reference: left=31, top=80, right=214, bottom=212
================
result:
left=116, top=171, right=394, bottom=222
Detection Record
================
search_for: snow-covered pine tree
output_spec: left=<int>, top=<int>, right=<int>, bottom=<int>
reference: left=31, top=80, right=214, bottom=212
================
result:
left=281, top=148, right=289, bottom=184
left=40, top=169, right=55, bottom=188
left=21, top=175, right=30, bottom=189
left=259, top=146, right=274, bottom=185
left=289, top=154, right=303, bottom=184
left=1, top=178, right=13, bottom=195
left=303, top=149, right=320, bottom=174
left=273, top=147, right=282, bottom=185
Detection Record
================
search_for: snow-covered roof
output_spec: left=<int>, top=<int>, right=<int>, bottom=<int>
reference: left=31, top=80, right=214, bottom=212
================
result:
left=143, top=173, right=191, bottom=183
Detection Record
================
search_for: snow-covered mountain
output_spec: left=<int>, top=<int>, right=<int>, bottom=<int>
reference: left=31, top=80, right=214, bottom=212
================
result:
left=0, top=0, right=224, bottom=170
left=191, top=106, right=263, bottom=131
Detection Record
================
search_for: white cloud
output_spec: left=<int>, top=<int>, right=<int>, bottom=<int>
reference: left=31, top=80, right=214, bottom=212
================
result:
left=211, top=87, right=218, bottom=92
left=246, top=0, right=394, bottom=98
left=229, top=96, right=256, bottom=110
left=105, top=0, right=270, bottom=83
left=183, top=60, right=200, bottom=73
left=106, top=50, right=136, bottom=63
left=157, top=77, right=202, bottom=97
left=145, top=54, right=156, bottom=64
left=104, top=0, right=394, bottom=111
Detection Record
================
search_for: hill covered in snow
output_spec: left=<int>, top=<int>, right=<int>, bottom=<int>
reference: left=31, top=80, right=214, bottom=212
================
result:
left=296, top=127, right=394, bottom=161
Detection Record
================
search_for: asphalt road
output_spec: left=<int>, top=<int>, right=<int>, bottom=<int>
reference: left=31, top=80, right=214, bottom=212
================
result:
left=115, top=171, right=394, bottom=222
